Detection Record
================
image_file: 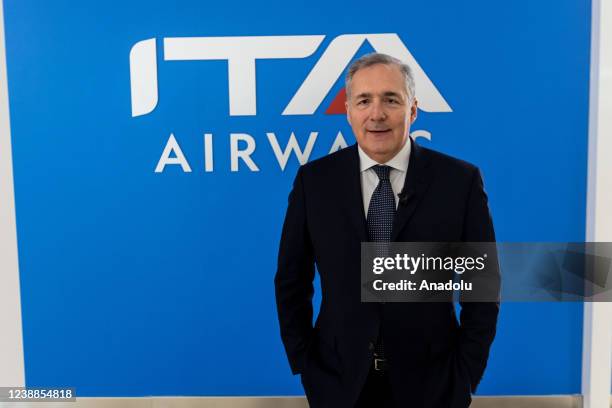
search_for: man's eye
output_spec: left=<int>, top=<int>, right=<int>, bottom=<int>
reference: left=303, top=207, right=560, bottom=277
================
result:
left=357, top=99, right=369, bottom=105
left=386, top=98, right=399, bottom=104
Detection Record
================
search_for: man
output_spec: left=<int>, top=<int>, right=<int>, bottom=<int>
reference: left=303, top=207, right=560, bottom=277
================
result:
left=275, top=53, right=498, bottom=407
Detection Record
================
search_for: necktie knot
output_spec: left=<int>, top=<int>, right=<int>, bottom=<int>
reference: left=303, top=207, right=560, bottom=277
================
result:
left=372, top=165, right=391, bottom=181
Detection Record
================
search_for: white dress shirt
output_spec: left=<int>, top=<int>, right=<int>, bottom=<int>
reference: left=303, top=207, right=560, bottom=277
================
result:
left=358, top=138, right=411, bottom=216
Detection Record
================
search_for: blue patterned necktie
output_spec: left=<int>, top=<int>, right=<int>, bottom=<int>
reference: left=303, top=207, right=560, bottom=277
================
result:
left=367, top=165, right=395, bottom=242
left=366, top=165, right=395, bottom=360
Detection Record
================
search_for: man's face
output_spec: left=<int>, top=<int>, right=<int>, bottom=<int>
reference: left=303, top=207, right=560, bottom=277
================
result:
left=345, top=63, right=417, bottom=163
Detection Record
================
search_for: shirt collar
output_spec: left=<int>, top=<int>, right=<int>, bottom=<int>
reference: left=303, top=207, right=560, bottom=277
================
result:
left=358, top=137, right=411, bottom=173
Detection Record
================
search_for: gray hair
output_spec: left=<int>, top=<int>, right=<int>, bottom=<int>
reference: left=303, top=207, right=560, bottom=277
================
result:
left=345, top=53, right=415, bottom=101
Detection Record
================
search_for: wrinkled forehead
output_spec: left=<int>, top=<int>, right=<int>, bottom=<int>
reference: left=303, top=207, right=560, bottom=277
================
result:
left=348, top=64, right=409, bottom=98
left=352, top=90, right=406, bottom=100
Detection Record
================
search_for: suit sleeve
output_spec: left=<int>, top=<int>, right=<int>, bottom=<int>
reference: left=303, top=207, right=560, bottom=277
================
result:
left=274, top=167, right=315, bottom=375
left=457, top=167, right=500, bottom=392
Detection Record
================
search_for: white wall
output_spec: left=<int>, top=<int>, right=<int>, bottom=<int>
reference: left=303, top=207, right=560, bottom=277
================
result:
left=0, top=0, right=25, bottom=388
left=582, top=0, right=612, bottom=407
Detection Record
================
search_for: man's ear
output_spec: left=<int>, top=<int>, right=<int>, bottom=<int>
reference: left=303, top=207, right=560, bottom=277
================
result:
left=410, top=99, right=418, bottom=124
left=345, top=101, right=352, bottom=125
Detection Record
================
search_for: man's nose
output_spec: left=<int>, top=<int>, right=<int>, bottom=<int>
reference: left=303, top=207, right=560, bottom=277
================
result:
left=369, top=100, right=386, bottom=121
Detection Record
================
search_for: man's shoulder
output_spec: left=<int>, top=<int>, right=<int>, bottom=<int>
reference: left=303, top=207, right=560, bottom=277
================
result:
left=294, top=142, right=480, bottom=181
left=419, top=144, right=479, bottom=178
left=298, top=144, right=357, bottom=178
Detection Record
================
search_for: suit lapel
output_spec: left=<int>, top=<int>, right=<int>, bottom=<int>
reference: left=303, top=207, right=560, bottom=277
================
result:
left=391, top=139, right=432, bottom=241
left=341, top=141, right=431, bottom=242
left=341, top=145, right=368, bottom=242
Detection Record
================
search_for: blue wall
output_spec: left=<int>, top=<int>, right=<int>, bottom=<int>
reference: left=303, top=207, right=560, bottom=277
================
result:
left=4, top=0, right=589, bottom=396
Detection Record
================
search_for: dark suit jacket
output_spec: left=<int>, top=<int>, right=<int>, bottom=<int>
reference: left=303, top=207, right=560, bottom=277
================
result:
left=274, top=140, right=499, bottom=408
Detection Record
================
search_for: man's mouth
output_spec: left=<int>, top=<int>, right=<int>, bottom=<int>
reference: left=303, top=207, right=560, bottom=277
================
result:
left=367, top=129, right=391, bottom=135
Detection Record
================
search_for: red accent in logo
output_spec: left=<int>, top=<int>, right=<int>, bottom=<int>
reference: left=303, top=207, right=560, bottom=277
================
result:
left=325, top=87, right=347, bottom=114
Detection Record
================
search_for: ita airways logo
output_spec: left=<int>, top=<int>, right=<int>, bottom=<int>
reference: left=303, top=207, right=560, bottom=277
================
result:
left=129, top=34, right=451, bottom=117
left=128, top=34, right=452, bottom=173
